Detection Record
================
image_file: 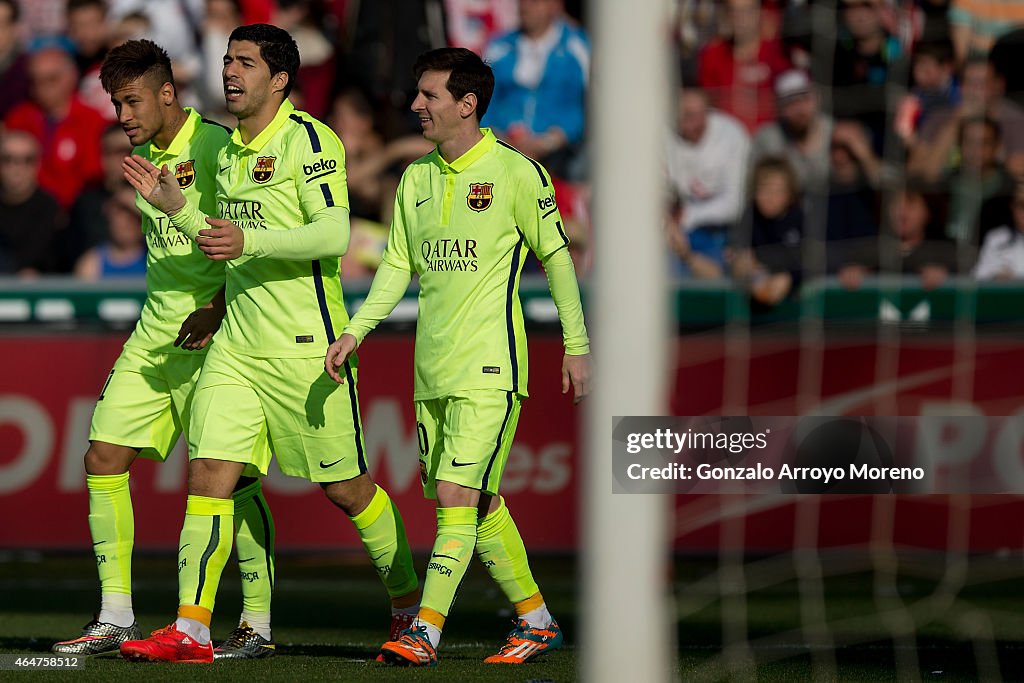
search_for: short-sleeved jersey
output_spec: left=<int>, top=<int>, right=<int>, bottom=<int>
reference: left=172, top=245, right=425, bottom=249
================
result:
left=125, top=108, right=230, bottom=355
left=383, top=129, right=569, bottom=400
left=213, top=99, right=351, bottom=358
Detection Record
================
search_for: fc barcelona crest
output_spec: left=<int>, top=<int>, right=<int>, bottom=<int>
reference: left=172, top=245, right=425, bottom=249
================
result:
left=174, top=159, right=196, bottom=188
left=467, top=182, right=494, bottom=212
left=252, top=156, right=276, bottom=183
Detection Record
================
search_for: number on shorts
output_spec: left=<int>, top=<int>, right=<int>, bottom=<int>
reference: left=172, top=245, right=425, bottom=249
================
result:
left=416, top=422, right=429, bottom=457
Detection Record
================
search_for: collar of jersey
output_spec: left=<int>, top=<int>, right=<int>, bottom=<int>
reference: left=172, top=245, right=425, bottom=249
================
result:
left=435, top=128, right=496, bottom=174
left=147, top=107, right=200, bottom=160
left=230, top=98, right=295, bottom=153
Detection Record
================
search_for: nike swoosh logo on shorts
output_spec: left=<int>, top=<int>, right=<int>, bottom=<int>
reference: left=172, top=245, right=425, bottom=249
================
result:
left=451, top=459, right=476, bottom=467
left=319, top=458, right=343, bottom=469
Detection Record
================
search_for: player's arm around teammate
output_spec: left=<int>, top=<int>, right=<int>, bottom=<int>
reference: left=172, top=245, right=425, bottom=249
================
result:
left=53, top=39, right=280, bottom=660
left=120, top=26, right=420, bottom=664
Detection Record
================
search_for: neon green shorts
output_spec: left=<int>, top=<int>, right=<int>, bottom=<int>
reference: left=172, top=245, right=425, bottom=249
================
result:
left=89, top=345, right=207, bottom=461
left=188, top=343, right=367, bottom=483
left=415, top=390, right=522, bottom=498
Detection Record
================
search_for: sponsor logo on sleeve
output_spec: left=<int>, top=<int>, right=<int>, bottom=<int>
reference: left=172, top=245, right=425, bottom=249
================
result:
left=302, top=158, right=337, bottom=181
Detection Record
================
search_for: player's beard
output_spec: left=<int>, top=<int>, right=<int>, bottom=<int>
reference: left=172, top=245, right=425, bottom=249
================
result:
left=226, top=86, right=268, bottom=121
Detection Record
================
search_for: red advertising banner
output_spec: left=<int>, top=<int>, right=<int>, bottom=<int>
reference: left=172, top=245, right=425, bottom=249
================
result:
left=5, top=330, right=1024, bottom=553
left=0, top=334, right=579, bottom=551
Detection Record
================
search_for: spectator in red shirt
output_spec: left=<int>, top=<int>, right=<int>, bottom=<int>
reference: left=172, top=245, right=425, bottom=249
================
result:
left=698, top=0, right=791, bottom=133
left=4, top=46, right=107, bottom=209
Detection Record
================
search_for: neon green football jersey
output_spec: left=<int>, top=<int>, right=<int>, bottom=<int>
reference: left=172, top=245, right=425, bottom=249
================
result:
left=382, top=129, right=573, bottom=400
left=213, top=99, right=351, bottom=358
left=125, top=107, right=230, bottom=355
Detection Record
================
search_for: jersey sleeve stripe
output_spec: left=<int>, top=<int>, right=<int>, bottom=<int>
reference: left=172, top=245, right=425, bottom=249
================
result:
left=311, top=259, right=336, bottom=344
left=554, top=219, right=569, bottom=245
left=481, top=392, right=515, bottom=491
left=289, top=113, right=322, bottom=153
left=194, top=516, right=221, bottom=605
left=320, top=183, right=335, bottom=207
left=342, top=359, right=368, bottom=474
left=252, top=494, right=275, bottom=591
left=496, top=139, right=548, bottom=187
left=505, top=230, right=525, bottom=392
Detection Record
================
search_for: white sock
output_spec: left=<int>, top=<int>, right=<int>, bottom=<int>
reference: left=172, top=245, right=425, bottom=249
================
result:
left=98, top=592, right=135, bottom=627
left=174, top=616, right=211, bottom=644
left=392, top=604, right=419, bottom=616
left=412, top=617, right=442, bottom=649
left=240, top=611, right=272, bottom=641
left=519, top=603, right=553, bottom=629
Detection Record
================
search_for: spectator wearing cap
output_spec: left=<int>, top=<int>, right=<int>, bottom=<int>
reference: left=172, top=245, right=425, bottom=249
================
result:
left=666, top=85, right=749, bottom=275
left=750, top=69, right=834, bottom=196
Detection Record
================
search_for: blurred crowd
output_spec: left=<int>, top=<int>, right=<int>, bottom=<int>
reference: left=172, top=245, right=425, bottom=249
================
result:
left=3, top=0, right=1024, bottom=297
left=668, top=0, right=1024, bottom=308
left=0, top=0, right=590, bottom=281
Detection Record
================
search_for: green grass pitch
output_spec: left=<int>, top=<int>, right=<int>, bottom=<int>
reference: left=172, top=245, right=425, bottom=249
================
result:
left=6, top=552, right=1024, bottom=680
left=0, top=553, right=576, bottom=682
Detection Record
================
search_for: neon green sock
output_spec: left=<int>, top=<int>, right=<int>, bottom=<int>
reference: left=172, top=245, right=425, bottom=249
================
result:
left=419, top=506, right=477, bottom=628
left=177, top=495, right=234, bottom=624
left=351, top=485, right=419, bottom=600
left=475, top=497, right=540, bottom=604
left=87, top=472, right=133, bottom=596
left=232, top=479, right=275, bottom=618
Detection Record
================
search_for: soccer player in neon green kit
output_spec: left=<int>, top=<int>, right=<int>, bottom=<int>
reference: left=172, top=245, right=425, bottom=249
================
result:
left=118, top=25, right=419, bottom=663
left=325, top=47, right=591, bottom=666
left=51, top=39, right=280, bottom=660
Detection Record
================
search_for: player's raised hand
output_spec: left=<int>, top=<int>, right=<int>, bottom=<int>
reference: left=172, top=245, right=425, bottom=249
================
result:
left=198, top=217, right=245, bottom=260
left=123, top=154, right=185, bottom=214
left=325, top=333, right=359, bottom=384
left=562, top=352, right=592, bottom=404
